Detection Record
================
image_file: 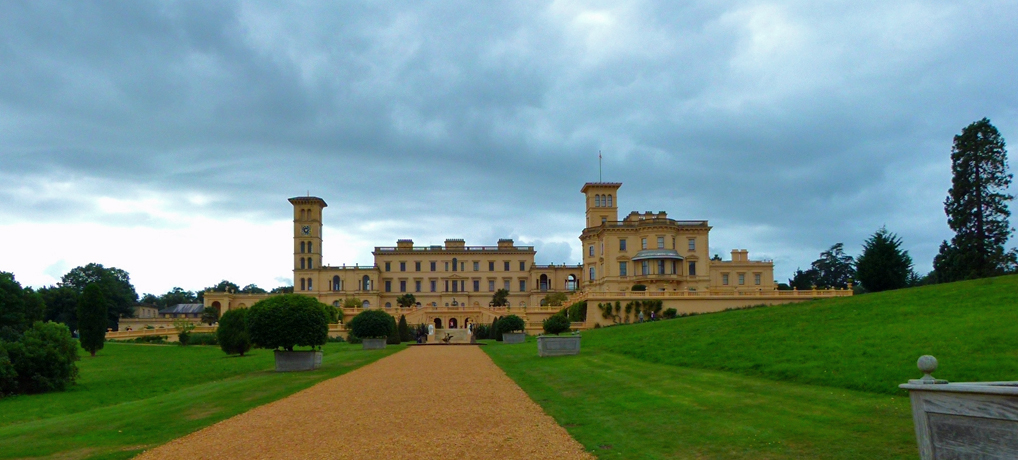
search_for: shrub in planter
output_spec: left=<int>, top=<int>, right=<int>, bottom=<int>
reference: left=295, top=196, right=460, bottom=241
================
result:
left=347, top=310, right=394, bottom=340
left=246, top=294, right=329, bottom=351
left=217, top=308, right=252, bottom=356
left=542, top=314, right=571, bottom=335
left=498, top=315, right=526, bottom=334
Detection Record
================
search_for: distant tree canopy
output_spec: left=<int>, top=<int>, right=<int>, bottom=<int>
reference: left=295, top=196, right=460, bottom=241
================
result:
left=490, top=289, right=509, bottom=307
left=1, top=272, right=45, bottom=334
left=789, top=243, right=855, bottom=289
left=269, top=286, right=294, bottom=294
left=856, top=227, right=913, bottom=293
left=934, top=118, right=1016, bottom=282
left=60, top=264, right=137, bottom=330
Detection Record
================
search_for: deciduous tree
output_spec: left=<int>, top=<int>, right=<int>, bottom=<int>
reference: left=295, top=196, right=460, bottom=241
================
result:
left=61, top=264, right=137, bottom=330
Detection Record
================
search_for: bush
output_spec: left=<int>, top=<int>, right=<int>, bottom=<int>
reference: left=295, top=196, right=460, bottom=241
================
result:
left=347, top=309, right=394, bottom=339
left=326, top=335, right=346, bottom=343
left=1, top=321, right=79, bottom=395
left=217, top=308, right=252, bottom=356
left=472, top=323, right=491, bottom=340
left=246, top=294, right=329, bottom=351
left=565, top=301, right=587, bottom=322
left=491, top=317, right=502, bottom=341
left=662, top=308, right=678, bottom=319
left=133, top=335, right=168, bottom=344
left=543, top=314, right=571, bottom=335
left=345, top=331, right=362, bottom=344
left=498, top=315, right=526, bottom=334
left=386, top=314, right=400, bottom=345
left=631, top=284, right=647, bottom=292
left=187, top=333, right=218, bottom=346
left=397, top=315, right=412, bottom=342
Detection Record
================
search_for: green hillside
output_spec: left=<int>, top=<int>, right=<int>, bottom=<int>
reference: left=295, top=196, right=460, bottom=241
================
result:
left=583, top=274, right=1018, bottom=395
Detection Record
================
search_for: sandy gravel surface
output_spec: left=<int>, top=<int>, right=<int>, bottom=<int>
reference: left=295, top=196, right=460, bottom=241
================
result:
left=135, top=346, right=593, bottom=460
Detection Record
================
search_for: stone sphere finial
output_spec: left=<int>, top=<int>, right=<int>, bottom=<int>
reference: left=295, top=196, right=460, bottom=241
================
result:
left=914, top=355, right=947, bottom=384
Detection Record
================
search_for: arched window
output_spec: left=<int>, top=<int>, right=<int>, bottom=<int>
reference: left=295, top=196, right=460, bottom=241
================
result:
left=300, top=278, right=306, bottom=290
left=300, top=241, right=305, bottom=253
left=362, top=300, right=370, bottom=308
left=595, top=194, right=601, bottom=207
left=607, top=194, right=613, bottom=207
left=307, top=258, right=313, bottom=269
left=307, top=278, right=312, bottom=290
left=362, top=275, right=370, bottom=291
left=333, top=300, right=340, bottom=307
left=452, top=258, right=458, bottom=271
left=589, top=266, right=596, bottom=281
left=385, top=302, right=391, bottom=309
left=333, top=276, right=340, bottom=291
left=308, top=242, right=312, bottom=253
left=300, top=209, right=306, bottom=220
left=301, top=258, right=306, bottom=269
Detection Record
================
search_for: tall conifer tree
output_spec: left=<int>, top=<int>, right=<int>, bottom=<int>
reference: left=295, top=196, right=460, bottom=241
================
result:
left=856, top=227, right=913, bottom=292
left=77, top=284, right=108, bottom=357
left=935, top=118, right=1015, bottom=281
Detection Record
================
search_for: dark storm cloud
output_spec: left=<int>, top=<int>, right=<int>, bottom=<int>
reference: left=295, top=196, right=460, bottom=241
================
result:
left=1, top=0, right=1016, bottom=281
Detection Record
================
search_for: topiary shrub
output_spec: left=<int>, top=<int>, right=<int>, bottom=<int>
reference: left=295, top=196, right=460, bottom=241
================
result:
left=397, top=315, right=412, bottom=343
left=2, top=321, right=79, bottom=394
left=491, top=317, right=502, bottom=341
left=347, top=309, right=394, bottom=339
left=542, top=314, right=571, bottom=335
left=386, top=314, right=400, bottom=345
left=498, top=315, right=526, bottom=334
left=217, top=308, right=252, bottom=356
left=246, top=294, right=329, bottom=351
left=662, top=308, right=678, bottom=319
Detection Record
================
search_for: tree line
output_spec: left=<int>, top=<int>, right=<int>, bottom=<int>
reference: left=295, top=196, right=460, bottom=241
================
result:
left=788, top=118, right=1015, bottom=293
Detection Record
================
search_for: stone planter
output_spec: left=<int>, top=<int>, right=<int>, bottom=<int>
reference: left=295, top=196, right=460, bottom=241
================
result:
left=362, top=338, right=387, bottom=350
left=537, top=335, right=581, bottom=357
left=900, top=355, right=1018, bottom=459
left=273, top=350, right=322, bottom=372
left=502, top=332, right=526, bottom=344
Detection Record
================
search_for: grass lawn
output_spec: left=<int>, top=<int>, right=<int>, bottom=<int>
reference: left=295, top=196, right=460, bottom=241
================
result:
left=485, top=339, right=916, bottom=459
left=584, top=274, right=1018, bottom=395
left=0, top=342, right=402, bottom=460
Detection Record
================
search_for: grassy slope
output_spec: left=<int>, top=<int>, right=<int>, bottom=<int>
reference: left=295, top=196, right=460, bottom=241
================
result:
left=485, top=340, right=915, bottom=460
left=584, top=275, right=1018, bottom=395
left=0, top=342, right=403, bottom=460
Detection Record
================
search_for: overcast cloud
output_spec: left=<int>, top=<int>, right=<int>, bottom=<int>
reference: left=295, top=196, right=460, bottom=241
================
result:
left=1, top=0, right=1016, bottom=295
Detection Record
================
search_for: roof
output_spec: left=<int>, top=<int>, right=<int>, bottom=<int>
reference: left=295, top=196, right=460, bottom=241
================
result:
left=287, top=196, right=328, bottom=207
left=580, top=182, right=622, bottom=193
left=158, top=304, right=205, bottom=315
left=631, top=249, right=685, bottom=261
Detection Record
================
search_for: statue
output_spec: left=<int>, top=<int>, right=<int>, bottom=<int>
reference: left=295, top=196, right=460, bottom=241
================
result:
left=427, top=323, right=435, bottom=336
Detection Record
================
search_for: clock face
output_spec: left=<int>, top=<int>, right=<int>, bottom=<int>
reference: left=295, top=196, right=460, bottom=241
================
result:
left=301, top=225, right=310, bottom=235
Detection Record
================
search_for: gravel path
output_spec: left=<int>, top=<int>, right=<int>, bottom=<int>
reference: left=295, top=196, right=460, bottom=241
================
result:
left=135, top=346, right=593, bottom=460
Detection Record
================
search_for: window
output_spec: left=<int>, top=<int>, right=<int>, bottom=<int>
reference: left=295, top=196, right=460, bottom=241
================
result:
left=641, top=238, right=647, bottom=249
left=300, top=278, right=305, bottom=290
left=473, top=261, right=479, bottom=271
left=658, top=260, right=665, bottom=274
left=688, top=239, right=696, bottom=251
left=473, top=280, right=479, bottom=292
left=620, top=239, right=627, bottom=251
left=400, top=280, right=406, bottom=292
left=595, top=194, right=601, bottom=207
left=519, top=261, right=525, bottom=271
left=307, top=258, right=312, bottom=269
left=445, top=280, right=449, bottom=292
left=504, top=279, right=511, bottom=291
left=607, top=194, right=612, bottom=207
left=445, top=262, right=449, bottom=271
left=519, top=280, right=526, bottom=292
left=333, top=276, right=340, bottom=291
left=755, top=274, right=762, bottom=285
left=385, top=281, right=391, bottom=292
left=430, top=280, right=437, bottom=292
left=415, top=280, right=421, bottom=292
left=452, top=258, right=458, bottom=271
left=722, top=274, right=729, bottom=285
left=672, top=260, right=677, bottom=274
left=308, top=242, right=312, bottom=253
left=589, top=246, right=594, bottom=256
left=461, top=262, right=465, bottom=271
left=430, top=261, right=436, bottom=271
left=642, top=261, right=649, bottom=275
left=657, top=236, right=665, bottom=249
left=589, top=266, right=596, bottom=281
left=451, top=280, right=458, bottom=293
left=400, top=262, right=406, bottom=272
left=602, top=217, right=606, bottom=225
left=384, top=302, right=391, bottom=309
left=489, top=261, right=495, bottom=271
left=488, top=280, right=495, bottom=291
left=385, top=262, right=390, bottom=272
left=688, top=262, right=697, bottom=276
left=300, top=241, right=305, bottom=253
left=416, top=261, right=421, bottom=271
left=504, top=261, right=510, bottom=271
left=307, top=278, right=312, bottom=290
left=300, top=258, right=305, bottom=269
left=738, top=274, right=745, bottom=285
left=619, top=262, right=628, bottom=276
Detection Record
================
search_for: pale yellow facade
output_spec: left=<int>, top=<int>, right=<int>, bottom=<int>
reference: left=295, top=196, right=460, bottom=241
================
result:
left=188, top=181, right=850, bottom=337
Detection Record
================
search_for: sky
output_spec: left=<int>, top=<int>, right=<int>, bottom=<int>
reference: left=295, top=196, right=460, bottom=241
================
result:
left=1, top=0, right=1016, bottom=297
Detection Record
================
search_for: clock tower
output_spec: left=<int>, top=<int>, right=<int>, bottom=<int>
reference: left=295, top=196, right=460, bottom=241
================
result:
left=288, top=196, right=327, bottom=280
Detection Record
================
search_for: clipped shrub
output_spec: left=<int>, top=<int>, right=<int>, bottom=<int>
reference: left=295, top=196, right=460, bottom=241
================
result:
left=499, top=315, right=526, bottom=333
left=397, top=315, right=412, bottom=342
left=347, top=309, right=394, bottom=339
left=188, top=333, right=218, bottom=346
left=2, top=321, right=79, bottom=394
left=386, top=314, right=400, bottom=345
left=133, top=335, right=168, bottom=344
left=217, top=308, right=251, bottom=356
left=246, top=294, right=329, bottom=351
left=542, top=314, right=571, bottom=335
left=662, top=308, right=678, bottom=319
